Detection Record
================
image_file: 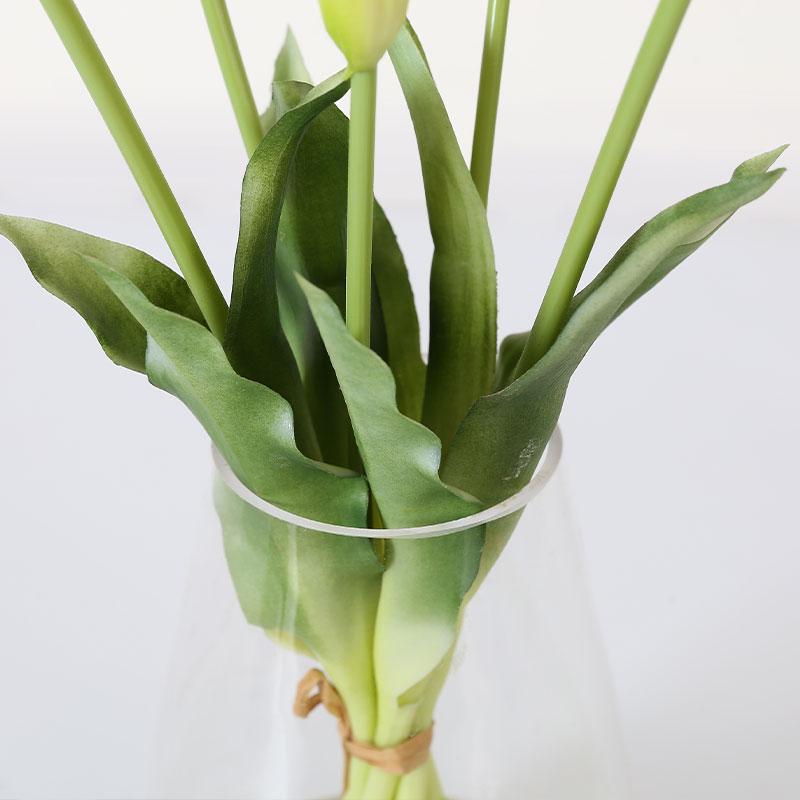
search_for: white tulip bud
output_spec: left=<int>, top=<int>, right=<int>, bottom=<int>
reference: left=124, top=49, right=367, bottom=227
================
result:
left=318, top=0, right=410, bottom=71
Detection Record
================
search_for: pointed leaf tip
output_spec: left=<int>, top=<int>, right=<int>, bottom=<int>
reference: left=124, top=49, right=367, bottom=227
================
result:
left=732, top=144, right=789, bottom=179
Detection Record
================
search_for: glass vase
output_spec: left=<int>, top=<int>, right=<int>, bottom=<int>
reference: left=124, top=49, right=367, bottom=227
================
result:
left=151, top=428, right=629, bottom=800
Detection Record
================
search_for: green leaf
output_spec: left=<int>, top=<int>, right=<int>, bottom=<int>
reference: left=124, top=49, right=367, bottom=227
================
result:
left=224, top=71, right=350, bottom=459
left=83, top=253, right=369, bottom=526
left=270, top=64, right=425, bottom=423
left=0, top=215, right=204, bottom=372
left=268, top=80, right=363, bottom=470
left=298, top=274, right=479, bottom=527
left=495, top=145, right=791, bottom=392
left=372, top=525, right=484, bottom=696
left=275, top=254, right=356, bottom=467
left=573, top=144, right=790, bottom=325
left=263, top=29, right=424, bottom=455
left=389, top=22, right=496, bottom=453
left=444, top=150, right=787, bottom=509
left=298, top=272, right=485, bottom=759
left=265, top=49, right=357, bottom=467
left=214, top=477, right=383, bottom=736
left=493, top=330, right=528, bottom=391
left=260, top=27, right=312, bottom=132
left=276, top=80, right=426, bottom=420
left=371, top=204, right=427, bottom=420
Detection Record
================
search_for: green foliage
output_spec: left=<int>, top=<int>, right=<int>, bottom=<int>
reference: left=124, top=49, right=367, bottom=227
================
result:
left=261, top=28, right=313, bottom=133
left=299, top=275, right=478, bottom=527
left=7, top=12, right=789, bottom=800
left=389, top=23, right=497, bottom=454
left=214, top=477, right=383, bottom=733
left=298, top=273, right=485, bottom=796
left=445, top=150, right=786, bottom=510
left=223, top=71, right=351, bottom=458
left=260, top=35, right=356, bottom=466
left=493, top=331, right=528, bottom=391
left=273, top=80, right=425, bottom=462
left=84, top=254, right=369, bottom=526
left=0, top=216, right=205, bottom=372
left=268, top=33, right=425, bottom=429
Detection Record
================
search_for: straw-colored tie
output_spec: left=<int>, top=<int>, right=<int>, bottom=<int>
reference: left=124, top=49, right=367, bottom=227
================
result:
left=293, top=668, right=434, bottom=795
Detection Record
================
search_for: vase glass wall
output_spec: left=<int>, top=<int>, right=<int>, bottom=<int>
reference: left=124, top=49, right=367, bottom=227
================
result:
left=150, top=429, right=629, bottom=800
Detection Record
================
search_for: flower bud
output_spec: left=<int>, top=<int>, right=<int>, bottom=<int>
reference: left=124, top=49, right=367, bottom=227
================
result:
left=318, top=0, right=409, bottom=71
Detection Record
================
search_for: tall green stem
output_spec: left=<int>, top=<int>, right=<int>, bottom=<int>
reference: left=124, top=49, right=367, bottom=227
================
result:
left=201, top=0, right=264, bottom=156
left=513, top=0, right=691, bottom=378
left=470, top=0, right=511, bottom=207
left=39, top=0, right=228, bottom=341
left=346, top=68, right=378, bottom=347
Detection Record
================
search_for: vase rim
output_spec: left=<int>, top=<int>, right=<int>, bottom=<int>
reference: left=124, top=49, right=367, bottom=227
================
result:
left=211, top=426, right=563, bottom=540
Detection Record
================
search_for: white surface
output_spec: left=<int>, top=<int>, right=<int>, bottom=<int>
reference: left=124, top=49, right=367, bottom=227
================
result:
left=1, top=1, right=799, bottom=798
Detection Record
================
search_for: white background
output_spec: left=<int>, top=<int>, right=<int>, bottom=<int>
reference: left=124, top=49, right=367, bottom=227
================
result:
left=1, top=0, right=799, bottom=798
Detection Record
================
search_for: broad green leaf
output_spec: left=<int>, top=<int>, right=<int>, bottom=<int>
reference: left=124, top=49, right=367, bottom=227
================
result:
left=273, top=74, right=426, bottom=425
left=297, top=273, right=484, bottom=755
left=224, top=71, right=350, bottom=459
left=0, top=216, right=204, bottom=372
left=265, top=50, right=358, bottom=466
left=214, top=478, right=383, bottom=736
left=83, top=254, right=369, bottom=526
left=272, top=80, right=368, bottom=470
left=389, top=22, right=496, bottom=453
left=263, top=31, right=424, bottom=448
left=298, top=274, right=479, bottom=527
left=444, top=150, right=786, bottom=510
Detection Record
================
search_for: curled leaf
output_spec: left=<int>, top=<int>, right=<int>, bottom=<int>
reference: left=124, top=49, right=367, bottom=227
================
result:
left=84, top=253, right=369, bottom=526
left=0, top=216, right=203, bottom=372
left=224, top=71, right=351, bottom=458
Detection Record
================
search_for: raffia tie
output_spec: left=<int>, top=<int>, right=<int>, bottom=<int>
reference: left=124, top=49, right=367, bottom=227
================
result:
left=293, top=668, right=434, bottom=795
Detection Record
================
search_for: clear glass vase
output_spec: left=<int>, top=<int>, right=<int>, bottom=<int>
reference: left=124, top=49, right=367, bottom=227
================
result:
left=151, top=428, right=629, bottom=800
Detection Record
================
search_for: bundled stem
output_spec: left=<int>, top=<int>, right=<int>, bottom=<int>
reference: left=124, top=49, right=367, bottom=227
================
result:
left=513, top=0, right=691, bottom=378
left=470, top=0, right=512, bottom=207
left=201, top=0, right=264, bottom=157
left=346, top=68, right=378, bottom=347
left=39, top=0, right=228, bottom=341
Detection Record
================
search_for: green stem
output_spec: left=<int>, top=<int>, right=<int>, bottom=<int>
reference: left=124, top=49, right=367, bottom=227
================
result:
left=342, top=73, right=379, bottom=791
left=200, top=0, right=264, bottom=156
left=513, top=0, right=691, bottom=378
left=39, top=0, right=228, bottom=341
left=346, top=68, right=378, bottom=348
left=470, top=0, right=511, bottom=207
